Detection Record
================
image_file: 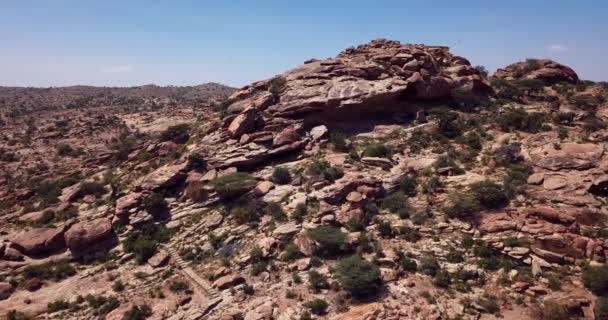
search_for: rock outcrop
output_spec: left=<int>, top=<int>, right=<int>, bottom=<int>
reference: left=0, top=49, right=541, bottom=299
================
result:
left=64, top=218, right=114, bottom=254
left=493, top=59, right=579, bottom=84
left=198, top=39, right=490, bottom=170
left=10, top=226, right=66, bottom=255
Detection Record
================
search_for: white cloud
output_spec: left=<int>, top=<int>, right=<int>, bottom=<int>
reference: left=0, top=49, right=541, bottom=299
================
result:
left=100, top=65, right=134, bottom=73
left=546, top=44, right=567, bottom=53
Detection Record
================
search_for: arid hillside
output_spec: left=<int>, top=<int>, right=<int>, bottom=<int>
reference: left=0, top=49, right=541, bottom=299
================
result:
left=1, top=39, right=608, bottom=320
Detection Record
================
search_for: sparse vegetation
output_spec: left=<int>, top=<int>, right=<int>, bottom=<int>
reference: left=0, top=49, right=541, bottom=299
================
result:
left=307, top=226, right=346, bottom=256
left=210, top=172, right=257, bottom=200
left=272, top=167, right=291, bottom=185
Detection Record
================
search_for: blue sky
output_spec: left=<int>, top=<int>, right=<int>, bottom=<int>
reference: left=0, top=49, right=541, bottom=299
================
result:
left=1, top=1, right=606, bottom=87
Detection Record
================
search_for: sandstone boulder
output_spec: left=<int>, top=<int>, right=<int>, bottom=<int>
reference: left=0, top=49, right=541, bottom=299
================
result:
left=64, top=218, right=113, bottom=253
left=139, top=163, right=187, bottom=190
left=10, top=226, right=66, bottom=255
left=213, top=274, right=245, bottom=290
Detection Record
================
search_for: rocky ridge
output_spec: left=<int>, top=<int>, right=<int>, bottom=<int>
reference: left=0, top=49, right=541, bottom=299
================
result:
left=0, top=39, right=607, bottom=320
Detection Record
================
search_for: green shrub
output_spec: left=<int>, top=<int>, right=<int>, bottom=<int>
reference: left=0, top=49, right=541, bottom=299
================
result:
left=451, top=88, right=483, bottom=112
left=187, top=153, right=207, bottom=171
left=444, top=191, right=479, bottom=219
left=381, top=192, right=407, bottom=214
left=398, top=175, right=418, bottom=196
left=476, top=295, right=500, bottom=314
left=307, top=160, right=343, bottom=182
left=503, top=163, right=533, bottom=196
left=283, top=242, right=301, bottom=261
left=307, top=226, right=346, bottom=256
left=292, top=203, right=307, bottom=223
left=160, top=123, right=190, bottom=144
left=123, top=223, right=171, bottom=264
left=446, top=248, right=464, bottom=263
left=6, top=310, right=30, bottom=320
left=433, top=269, right=452, bottom=288
left=169, top=281, right=189, bottom=292
left=112, top=279, right=125, bottom=292
left=437, top=112, right=463, bottom=138
left=269, top=76, right=287, bottom=99
left=497, top=108, right=547, bottom=133
left=531, top=300, right=569, bottom=320
left=304, top=299, right=329, bottom=315
left=142, top=192, right=168, bottom=218
left=230, top=203, right=258, bottom=224
left=377, top=221, right=393, bottom=238
left=582, top=264, right=608, bottom=295
left=469, top=181, right=509, bottom=209
left=400, top=227, right=421, bottom=242
left=362, top=143, right=392, bottom=159
left=56, top=143, right=83, bottom=157
left=265, top=202, right=286, bottom=222
left=122, top=304, right=152, bottom=320
left=210, top=172, right=257, bottom=200
left=271, top=167, right=291, bottom=185
left=23, top=262, right=76, bottom=281
left=398, top=253, right=418, bottom=272
left=335, top=255, right=381, bottom=298
left=595, top=297, right=608, bottom=320
left=307, top=270, right=329, bottom=292
left=493, top=143, right=522, bottom=166
left=418, top=256, right=440, bottom=276
left=85, top=294, right=120, bottom=316
left=80, top=181, right=105, bottom=196
left=329, top=131, right=348, bottom=151
left=47, top=299, right=71, bottom=313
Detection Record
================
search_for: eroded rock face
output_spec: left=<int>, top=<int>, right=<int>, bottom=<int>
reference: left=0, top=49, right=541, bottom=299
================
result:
left=139, top=163, right=188, bottom=190
left=10, top=226, right=66, bottom=255
left=493, top=59, right=579, bottom=84
left=64, top=218, right=113, bottom=254
left=197, top=39, right=490, bottom=170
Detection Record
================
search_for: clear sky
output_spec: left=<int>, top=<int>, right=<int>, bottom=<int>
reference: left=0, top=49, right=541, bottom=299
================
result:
left=1, top=1, right=607, bottom=88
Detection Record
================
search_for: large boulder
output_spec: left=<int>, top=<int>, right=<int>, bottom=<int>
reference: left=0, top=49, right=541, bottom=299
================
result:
left=493, top=59, right=579, bottom=84
left=10, top=226, right=66, bottom=255
left=64, top=218, right=113, bottom=253
left=139, top=163, right=187, bottom=190
left=529, top=143, right=604, bottom=171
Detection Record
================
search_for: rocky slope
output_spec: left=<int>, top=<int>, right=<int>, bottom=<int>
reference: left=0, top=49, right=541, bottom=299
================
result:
left=1, top=39, right=608, bottom=320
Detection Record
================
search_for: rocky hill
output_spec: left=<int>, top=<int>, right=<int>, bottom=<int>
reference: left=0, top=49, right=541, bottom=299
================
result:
left=1, top=39, right=608, bottom=320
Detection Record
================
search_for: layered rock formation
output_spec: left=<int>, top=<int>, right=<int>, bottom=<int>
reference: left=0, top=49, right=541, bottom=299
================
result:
left=493, top=59, right=579, bottom=84
left=198, top=39, right=490, bottom=170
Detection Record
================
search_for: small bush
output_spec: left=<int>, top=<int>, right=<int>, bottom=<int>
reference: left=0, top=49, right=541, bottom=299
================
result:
left=595, top=297, right=608, bottom=320
left=169, top=281, right=189, bottom=292
left=335, top=255, right=382, bottom=298
left=329, top=131, right=348, bottom=151
left=271, top=167, right=291, bottom=185
left=497, top=108, right=547, bottom=133
left=418, top=256, right=440, bottom=276
left=47, top=299, right=71, bottom=313
left=210, top=172, right=257, bottom=200
left=531, top=300, right=569, bottom=320
left=493, top=143, right=522, bottom=166
left=80, top=181, right=105, bottom=196
left=122, top=304, right=152, bottom=320
left=582, top=264, right=608, bottom=295
left=283, top=242, right=301, bottom=261
left=304, top=299, right=329, bottom=315
left=398, top=175, right=418, bottom=196
left=469, top=181, right=509, bottom=209
left=85, top=294, right=120, bottom=316
left=23, top=262, right=76, bottom=281
left=307, top=270, right=329, bottom=292
left=307, top=160, right=343, bottom=182
left=377, top=221, right=393, bottom=238
left=230, top=203, right=258, bottom=224
left=160, top=123, right=190, bottom=144
left=398, top=254, right=418, bottom=272
left=56, top=143, right=82, bottom=157
left=444, top=191, right=479, bottom=219
left=265, top=202, right=286, bottom=222
left=362, top=143, right=392, bottom=159
left=112, top=279, right=125, bottom=292
left=307, top=226, right=346, bottom=257
left=123, top=223, right=171, bottom=264
left=187, top=153, right=207, bottom=171
left=381, top=192, right=407, bottom=214
left=433, top=269, right=452, bottom=288
left=269, top=76, right=287, bottom=99
left=142, top=193, right=168, bottom=219
left=446, top=248, right=464, bottom=263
